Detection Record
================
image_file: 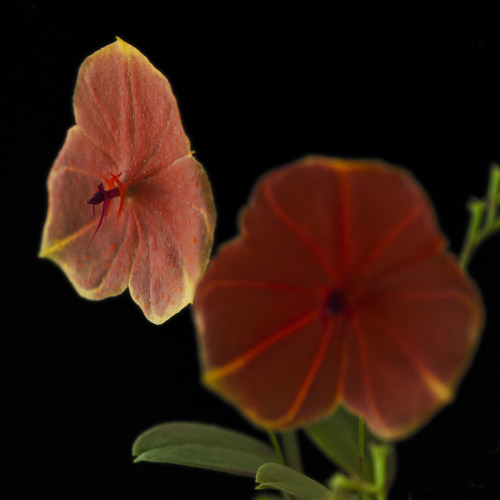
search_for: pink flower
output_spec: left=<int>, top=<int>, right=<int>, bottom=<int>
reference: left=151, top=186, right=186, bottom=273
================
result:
left=40, top=39, right=215, bottom=324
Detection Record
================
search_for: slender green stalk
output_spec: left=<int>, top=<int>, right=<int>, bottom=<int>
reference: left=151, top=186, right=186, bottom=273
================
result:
left=282, top=430, right=302, bottom=472
left=459, top=164, right=500, bottom=268
left=370, top=444, right=389, bottom=500
left=358, top=417, right=365, bottom=500
left=459, top=200, right=485, bottom=268
left=485, top=164, right=500, bottom=227
left=268, top=430, right=286, bottom=465
left=267, top=431, right=295, bottom=500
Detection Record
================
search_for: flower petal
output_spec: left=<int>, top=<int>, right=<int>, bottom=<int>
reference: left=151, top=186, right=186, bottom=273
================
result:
left=342, top=253, right=483, bottom=439
left=39, top=126, right=137, bottom=298
left=194, top=156, right=483, bottom=438
left=40, top=40, right=215, bottom=324
left=73, top=38, right=190, bottom=182
left=128, top=156, right=215, bottom=323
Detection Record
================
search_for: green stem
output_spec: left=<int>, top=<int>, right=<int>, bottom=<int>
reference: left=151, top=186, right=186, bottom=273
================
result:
left=459, top=199, right=485, bottom=268
left=268, top=430, right=286, bottom=466
left=459, top=163, right=500, bottom=268
left=358, top=417, right=365, bottom=500
left=485, top=163, right=500, bottom=228
left=330, top=443, right=389, bottom=500
left=370, top=444, right=389, bottom=500
left=282, top=431, right=302, bottom=472
left=268, top=431, right=294, bottom=500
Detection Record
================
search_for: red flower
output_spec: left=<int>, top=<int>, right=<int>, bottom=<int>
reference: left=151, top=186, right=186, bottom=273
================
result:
left=194, top=156, right=483, bottom=439
left=39, top=39, right=215, bottom=324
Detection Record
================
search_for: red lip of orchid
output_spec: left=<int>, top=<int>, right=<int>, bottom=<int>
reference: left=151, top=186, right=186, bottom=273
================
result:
left=194, top=156, right=483, bottom=440
left=39, top=39, right=215, bottom=324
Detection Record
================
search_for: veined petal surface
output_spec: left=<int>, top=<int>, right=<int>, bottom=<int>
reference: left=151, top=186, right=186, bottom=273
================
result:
left=194, top=156, right=483, bottom=439
left=40, top=39, right=215, bottom=324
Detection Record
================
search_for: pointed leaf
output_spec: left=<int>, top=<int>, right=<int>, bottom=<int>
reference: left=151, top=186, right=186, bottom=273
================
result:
left=133, top=422, right=278, bottom=477
left=256, top=463, right=331, bottom=499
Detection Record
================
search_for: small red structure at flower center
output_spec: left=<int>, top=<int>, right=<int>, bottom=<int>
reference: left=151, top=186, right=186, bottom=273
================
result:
left=86, top=171, right=126, bottom=248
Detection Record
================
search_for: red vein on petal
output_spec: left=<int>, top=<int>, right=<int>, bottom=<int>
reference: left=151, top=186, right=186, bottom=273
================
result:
left=351, top=315, right=389, bottom=436
left=356, top=202, right=426, bottom=277
left=204, top=310, right=319, bottom=383
left=359, top=239, right=446, bottom=288
left=364, top=308, right=453, bottom=403
left=278, top=317, right=335, bottom=426
left=261, top=182, right=338, bottom=282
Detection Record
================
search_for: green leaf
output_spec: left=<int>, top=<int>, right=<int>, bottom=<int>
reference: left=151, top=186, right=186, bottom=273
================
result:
left=256, top=463, right=332, bottom=499
left=132, top=421, right=278, bottom=477
left=304, top=406, right=397, bottom=487
left=305, top=406, right=372, bottom=478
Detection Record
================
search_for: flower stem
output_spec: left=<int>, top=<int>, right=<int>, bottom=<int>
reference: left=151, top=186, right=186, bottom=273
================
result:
left=329, top=443, right=389, bottom=500
left=267, top=430, right=295, bottom=500
left=459, top=199, right=485, bottom=268
left=282, top=430, right=302, bottom=472
left=459, top=163, right=500, bottom=268
left=268, top=430, right=286, bottom=465
left=371, top=444, right=389, bottom=500
left=358, top=417, right=365, bottom=500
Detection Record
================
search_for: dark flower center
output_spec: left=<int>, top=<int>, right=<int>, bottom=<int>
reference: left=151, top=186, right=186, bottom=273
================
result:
left=325, top=289, right=347, bottom=315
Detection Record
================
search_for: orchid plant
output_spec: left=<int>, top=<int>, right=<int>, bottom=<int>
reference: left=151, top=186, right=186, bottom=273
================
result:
left=40, top=39, right=491, bottom=500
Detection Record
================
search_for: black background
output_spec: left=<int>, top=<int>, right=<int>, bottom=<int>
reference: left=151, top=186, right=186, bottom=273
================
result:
left=4, top=2, right=500, bottom=499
